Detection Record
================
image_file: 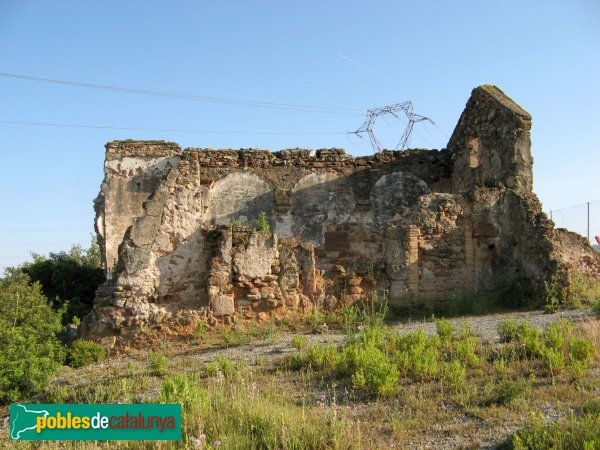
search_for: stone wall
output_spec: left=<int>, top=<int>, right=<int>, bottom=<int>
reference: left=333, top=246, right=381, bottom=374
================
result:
left=83, top=85, right=600, bottom=337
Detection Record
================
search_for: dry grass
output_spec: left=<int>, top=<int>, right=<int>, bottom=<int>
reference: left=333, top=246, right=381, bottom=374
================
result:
left=577, top=318, right=600, bottom=364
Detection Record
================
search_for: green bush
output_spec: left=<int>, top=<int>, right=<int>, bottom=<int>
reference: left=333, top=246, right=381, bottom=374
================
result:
left=436, top=318, right=454, bottom=345
left=566, top=272, right=600, bottom=307
left=204, top=356, right=238, bottom=378
left=358, top=325, right=387, bottom=349
left=67, top=340, right=106, bottom=368
left=493, top=380, right=528, bottom=406
left=540, top=347, right=565, bottom=376
left=567, top=338, right=594, bottom=364
left=394, top=331, right=440, bottom=381
left=290, top=335, right=308, bottom=351
left=542, top=322, right=565, bottom=351
left=306, top=342, right=339, bottom=371
left=455, top=336, right=482, bottom=368
left=340, top=306, right=359, bottom=331
left=18, top=239, right=103, bottom=325
left=583, top=398, right=600, bottom=415
left=411, top=345, right=440, bottom=381
left=348, top=345, right=398, bottom=396
left=0, top=272, right=65, bottom=404
left=305, top=309, right=326, bottom=328
left=441, top=360, right=466, bottom=388
left=509, top=411, right=600, bottom=449
left=359, top=294, right=389, bottom=328
left=516, top=323, right=543, bottom=358
left=148, top=350, right=168, bottom=376
left=498, top=319, right=519, bottom=342
left=593, top=297, right=600, bottom=316
left=160, top=374, right=208, bottom=413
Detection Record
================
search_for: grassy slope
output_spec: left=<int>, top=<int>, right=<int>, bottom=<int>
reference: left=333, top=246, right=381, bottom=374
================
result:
left=1, top=313, right=599, bottom=449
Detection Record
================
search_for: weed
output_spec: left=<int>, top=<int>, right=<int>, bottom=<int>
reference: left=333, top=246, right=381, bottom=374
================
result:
left=204, top=356, right=240, bottom=379
left=493, top=358, right=507, bottom=376
left=360, top=293, right=389, bottom=328
left=290, top=335, right=308, bottom=351
left=509, top=411, right=600, bottom=449
left=340, top=305, right=360, bottom=332
left=45, top=383, right=70, bottom=403
left=544, top=277, right=564, bottom=313
left=348, top=345, right=399, bottom=396
left=567, top=338, right=594, bottom=364
left=67, top=340, right=107, bottom=368
left=455, top=336, right=482, bottom=368
left=160, top=373, right=208, bottom=413
left=436, top=318, right=454, bottom=345
left=394, top=331, right=440, bottom=381
left=306, top=309, right=326, bottom=328
left=197, top=376, right=353, bottom=448
left=306, top=342, right=339, bottom=372
left=593, top=298, right=600, bottom=316
left=195, top=320, right=207, bottom=338
left=583, top=398, right=600, bottom=415
left=498, top=319, right=519, bottom=342
left=220, top=327, right=252, bottom=347
left=493, top=380, right=529, bottom=406
left=567, top=360, right=587, bottom=380
left=567, top=272, right=600, bottom=307
left=148, top=349, right=168, bottom=376
left=441, top=360, right=466, bottom=388
left=543, top=322, right=565, bottom=351
left=254, top=211, right=270, bottom=233
left=516, top=323, right=543, bottom=358
left=578, top=318, right=600, bottom=364
left=257, top=320, right=279, bottom=342
left=541, top=347, right=565, bottom=377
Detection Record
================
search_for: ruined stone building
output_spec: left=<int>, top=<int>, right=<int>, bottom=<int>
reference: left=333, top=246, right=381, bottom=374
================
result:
left=84, top=85, right=600, bottom=336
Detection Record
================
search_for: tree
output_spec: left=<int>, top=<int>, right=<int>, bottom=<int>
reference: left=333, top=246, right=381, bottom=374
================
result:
left=20, top=237, right=104, bottom=324
left=0, top=272, right=65, bottom=403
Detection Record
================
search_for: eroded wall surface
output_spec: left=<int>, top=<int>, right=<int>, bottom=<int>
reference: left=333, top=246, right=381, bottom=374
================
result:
left=84, top=85, right=600, bottom=337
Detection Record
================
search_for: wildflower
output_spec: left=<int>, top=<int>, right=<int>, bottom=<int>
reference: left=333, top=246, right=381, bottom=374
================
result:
left=190, top=436, right=204, bottom=449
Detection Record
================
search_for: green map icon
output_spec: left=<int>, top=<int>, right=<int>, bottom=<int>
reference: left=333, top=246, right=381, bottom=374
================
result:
left=10, top=404, right=49, bottom=440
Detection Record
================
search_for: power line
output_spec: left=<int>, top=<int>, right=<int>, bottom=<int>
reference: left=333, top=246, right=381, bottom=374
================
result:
left=0, top=120, right=349, bottom=136
left=0, top=71, right=364, bottom=116
left=547, top=199, right=600, bottom=211
left=2, top=241, right=89, bottom=246
left=0, top=227, right=90, bottom=233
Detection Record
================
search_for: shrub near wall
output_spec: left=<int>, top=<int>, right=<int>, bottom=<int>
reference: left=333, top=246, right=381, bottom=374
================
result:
left=0, top=272, right=65, bottom=403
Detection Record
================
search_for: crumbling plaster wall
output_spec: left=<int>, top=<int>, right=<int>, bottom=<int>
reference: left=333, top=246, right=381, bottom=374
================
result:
left=84, top=85, right=600, bottom=337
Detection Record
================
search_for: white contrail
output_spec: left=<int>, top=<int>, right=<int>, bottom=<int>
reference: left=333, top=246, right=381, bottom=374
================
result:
left=336, top=53, right=384, bottom=79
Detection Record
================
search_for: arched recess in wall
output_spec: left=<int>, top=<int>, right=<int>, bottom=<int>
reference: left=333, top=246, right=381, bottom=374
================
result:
left=206, top=172, right=275, bottom=226
left=371, top=172, right=430, bottom=230
left=290, top=172, right=355, bottom=245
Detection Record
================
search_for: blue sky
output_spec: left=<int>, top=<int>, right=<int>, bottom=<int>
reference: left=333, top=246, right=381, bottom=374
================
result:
left=1, top=0, right=599, bottom=271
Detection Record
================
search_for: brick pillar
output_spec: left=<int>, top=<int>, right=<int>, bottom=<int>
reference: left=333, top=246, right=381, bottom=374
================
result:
left=407, top=225, right=420, bottom=294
